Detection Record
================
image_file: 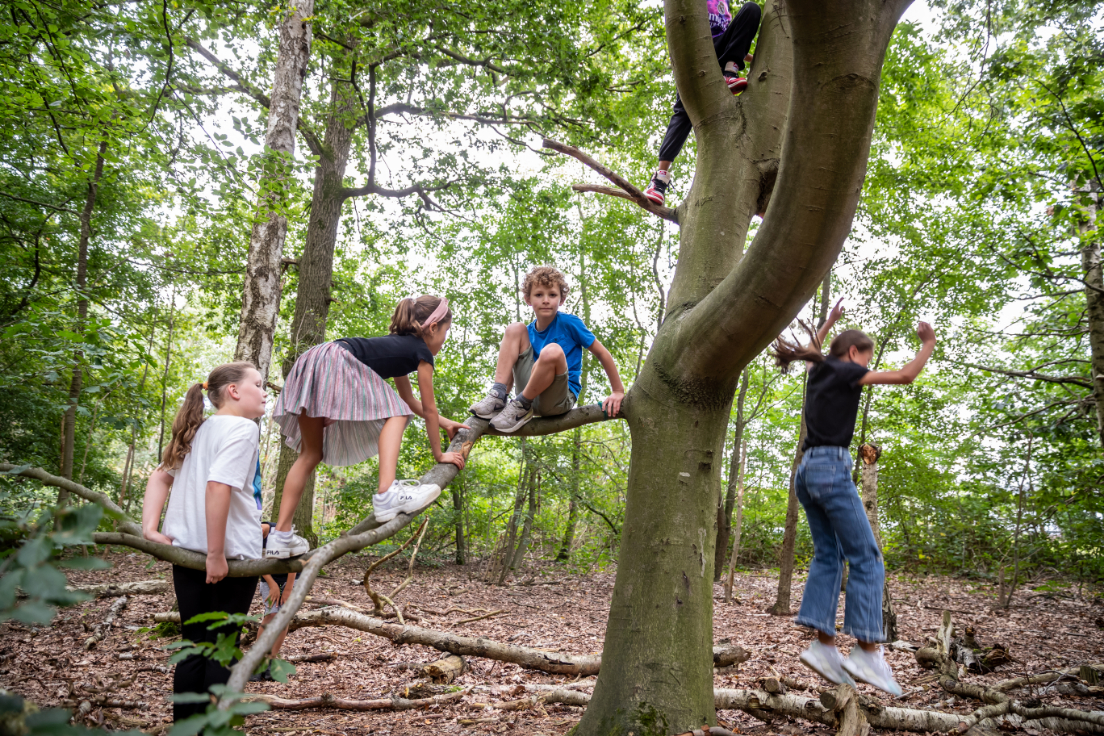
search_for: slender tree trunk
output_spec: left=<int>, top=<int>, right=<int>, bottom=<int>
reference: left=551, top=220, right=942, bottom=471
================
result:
left=453, top=480, right=466, bottom=565
left=770, top=413, right=806, bottom=615
left=120, top=330, right=155, bottom=509
left=556, top=429, right=582, bottom=562
left=858, top=443, right=896, bottom=641
left=715, top=368, right=750, bottom=580
left=58, top=140, right=108, bottom=517
left=155, top=296, right=177, bottom=465
left=723, top=438, right=747, bottom=602
left=1082, top=235, right=1104, bottom=453
left=496, top=454, right=530, bottom=586
left=234, top=0, right=314, bottom=382
left=511, top=468, right=538, bottom=570
left=269, top=67, right=356, bottom=547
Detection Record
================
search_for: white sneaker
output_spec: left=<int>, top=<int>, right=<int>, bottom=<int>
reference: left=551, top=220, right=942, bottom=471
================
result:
left=842, top=645, right=903, bottom=696
left=264, top=529, right=310, bottom=559
left=799, top=640, right=857, bottom=687
left=373, top=480, right=442, bottom=523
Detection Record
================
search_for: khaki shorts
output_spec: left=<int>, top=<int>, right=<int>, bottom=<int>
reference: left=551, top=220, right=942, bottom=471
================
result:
left=513, top=346, right=576, bottom=417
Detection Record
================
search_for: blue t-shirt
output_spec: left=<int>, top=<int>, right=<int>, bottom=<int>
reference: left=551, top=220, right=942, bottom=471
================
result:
left=527, top=312, right=596, bottom=399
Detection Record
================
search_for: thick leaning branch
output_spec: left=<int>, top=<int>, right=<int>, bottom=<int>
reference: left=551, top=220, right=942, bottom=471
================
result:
left=542, top=138, right=678, bottom=223
left=0, top=463, right=142, bottom=537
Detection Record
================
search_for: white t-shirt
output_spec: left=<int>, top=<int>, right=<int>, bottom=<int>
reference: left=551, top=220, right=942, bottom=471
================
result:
left=162, top=415, right=263, bottom=560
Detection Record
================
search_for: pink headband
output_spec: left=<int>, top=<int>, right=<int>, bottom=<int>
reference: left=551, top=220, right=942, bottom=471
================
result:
left=421, top=298, right=450, bottom=328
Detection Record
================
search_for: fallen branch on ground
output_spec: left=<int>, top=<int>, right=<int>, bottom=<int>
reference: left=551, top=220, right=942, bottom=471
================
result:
left=248, top=688, right=466, bottom=712
left=71, top=580, right=169, bottom=598
left=84, top=595, right=127, bottom=650
left=994, top=664, right=1104, bottom=692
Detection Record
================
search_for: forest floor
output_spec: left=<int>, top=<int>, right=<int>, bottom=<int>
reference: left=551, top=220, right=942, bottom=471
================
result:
left=1, top=549, right=1102, bottom=735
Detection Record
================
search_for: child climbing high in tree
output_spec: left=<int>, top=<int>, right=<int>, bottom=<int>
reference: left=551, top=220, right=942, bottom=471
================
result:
left=140, top=362, right=267, bottom=721
left=266, top=295, right=467, bottom=558
left=469, top=266, right=626, bottom=432
left=643, top=0, right=763, bottom=206
left=772, top=304, right=936, bottom=696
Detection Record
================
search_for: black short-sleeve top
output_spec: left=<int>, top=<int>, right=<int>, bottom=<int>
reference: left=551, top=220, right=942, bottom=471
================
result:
left=803, top=356, right=870, bottom=450
left=334, top=335, right=434, bottom=378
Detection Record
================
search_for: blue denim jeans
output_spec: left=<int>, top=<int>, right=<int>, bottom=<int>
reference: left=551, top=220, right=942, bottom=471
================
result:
left=794, top=446, right=885, bottom=642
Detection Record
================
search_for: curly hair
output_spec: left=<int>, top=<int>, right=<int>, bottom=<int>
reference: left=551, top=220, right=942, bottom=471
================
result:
left=521, top=266, right=569, bottom=302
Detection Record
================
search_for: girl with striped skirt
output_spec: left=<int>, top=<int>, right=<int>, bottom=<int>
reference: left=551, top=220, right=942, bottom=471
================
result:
left=265, top=295, right=467, bottom=559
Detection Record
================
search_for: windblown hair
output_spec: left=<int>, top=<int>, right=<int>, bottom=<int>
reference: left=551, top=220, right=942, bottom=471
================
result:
left=772, top=324, right=874, bottom=374
left=521, top=265, right=569, bottom=301
left=160, top=361, right=256, bottom=470
left=389, top=295, right=452, bottom=337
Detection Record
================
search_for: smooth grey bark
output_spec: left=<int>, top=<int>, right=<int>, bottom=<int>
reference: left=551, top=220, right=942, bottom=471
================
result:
left=234, top=0, right=314, bottom=382
left=715, top=368, right=750, bottom=581
left=575, top=0, right=909, bottom=729
left=58, top=139, right=108, bottom=517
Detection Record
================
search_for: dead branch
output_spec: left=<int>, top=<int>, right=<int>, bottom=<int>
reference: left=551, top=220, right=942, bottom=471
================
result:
left=84, top=595, right=127, bottom=650
left=422, top=654, right=466, bottom=683
left=249, top=688, right=467, bottom=712
left=542, top=138, right=678, bottom=223
left=71, top=580, right=169, bottom=598
left=994, top=664, right=1104, bottom=691
left=0, top=463, right=142, bottom=537
left=455, top=610, right=503, bottom=625
left=363, top=519, right=427, bottom=615
left=387, top=517, right=429, bottom=604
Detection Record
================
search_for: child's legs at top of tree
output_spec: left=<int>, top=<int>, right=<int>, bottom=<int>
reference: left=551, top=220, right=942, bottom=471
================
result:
left=492, top=323, right=532, bottom=386
left=793, top=461, right=846, bottom=640
left=657, top=95, right=693, bottom=168
left=275, top=414, right=326, bottom=532
left=714, top=2, right=762, bottom=69
left=375, top=415, right=408, bottom=493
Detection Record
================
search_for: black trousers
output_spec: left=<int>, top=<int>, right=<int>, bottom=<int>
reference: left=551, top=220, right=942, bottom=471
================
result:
left=658, top=2, right=763, bottom=164
left=172, top=565, right=258, bottom=721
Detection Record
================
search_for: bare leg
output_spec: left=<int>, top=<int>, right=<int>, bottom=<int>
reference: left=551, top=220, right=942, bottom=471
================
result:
left=492, top=323, right=530, bottom=386
left=658, top=160, right=672, bottom=171
left=376, top=415, right=408, bottom=494
left=257, top=614, right=289, bottom=657
left=521, top=343, right=567, bottom=400
left=276, top=414, right=324, bottom=532
left=818, top=631, right=836, bottom=646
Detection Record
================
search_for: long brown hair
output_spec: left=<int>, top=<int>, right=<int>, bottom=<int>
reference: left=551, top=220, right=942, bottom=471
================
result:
left=160, top=361, right=256, bottom=470
left=389, top=295, right=451, bottom=338
left=773, top=324, right=874, bottom=374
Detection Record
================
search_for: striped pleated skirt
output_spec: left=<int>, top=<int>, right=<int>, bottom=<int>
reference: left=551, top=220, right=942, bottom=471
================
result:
left=272, top=342, right=413, bottom=466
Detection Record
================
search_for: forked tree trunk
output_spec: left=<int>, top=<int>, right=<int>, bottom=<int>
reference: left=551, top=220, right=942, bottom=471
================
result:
left=58, top=139, right=108, bottom=517
left=715, top=368, right=750, bottom=581
left=859, top=443, right=896, bottom=641
left=234, top=0, right=314, bottom=382
left=575, top=0, right=907, bottom=729
left=268, top=64, right=356, bottom=546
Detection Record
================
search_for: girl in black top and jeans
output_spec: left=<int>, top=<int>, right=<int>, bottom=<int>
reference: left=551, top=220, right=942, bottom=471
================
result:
left=773, top=302, right=935, bottom=696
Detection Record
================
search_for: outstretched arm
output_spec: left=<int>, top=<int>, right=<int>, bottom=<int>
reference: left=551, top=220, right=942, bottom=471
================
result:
left=587, top=339, right=626, bottom=417
left=860, top=322, right=936, bottom=386
left=141, top=469, right=175, bottom=545
left=816, top=298, right=844, bottom=347
left=406, top=364, right=466, bottom=470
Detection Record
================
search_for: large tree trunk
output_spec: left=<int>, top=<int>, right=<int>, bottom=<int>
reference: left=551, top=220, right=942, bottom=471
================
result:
left=859, top=443, right=897, bottom=641
left=268, top=66, right=356, bottom=546
left=715, top=368, right=750, bottom=580
left=575, top=0, right=907, bottom=728
left=58, top=140, right=108, bottom=516
left=234, top=0, right=314, bottom=382
left=1083, top=234, right=1104, bottom=453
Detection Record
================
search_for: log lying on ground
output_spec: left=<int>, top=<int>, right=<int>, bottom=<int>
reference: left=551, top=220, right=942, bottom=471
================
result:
left=422, top=654, right=466, bottom=683
left=249, top=688, right=466, bottom=712
left=994, top=664, right=1104, bottom=692
left=292, top=607, right=747, bottom=676
left=71, top=580, right=169, bottom=598
left=84, top=595, right=127, bottom=650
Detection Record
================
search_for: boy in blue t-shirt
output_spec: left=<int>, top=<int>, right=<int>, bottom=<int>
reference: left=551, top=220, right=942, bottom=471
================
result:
left=470, top=266, right=626, bottom=433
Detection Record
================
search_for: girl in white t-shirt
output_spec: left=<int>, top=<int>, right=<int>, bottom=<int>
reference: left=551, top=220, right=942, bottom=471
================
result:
left=140, top=361, right=267, bottom=722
